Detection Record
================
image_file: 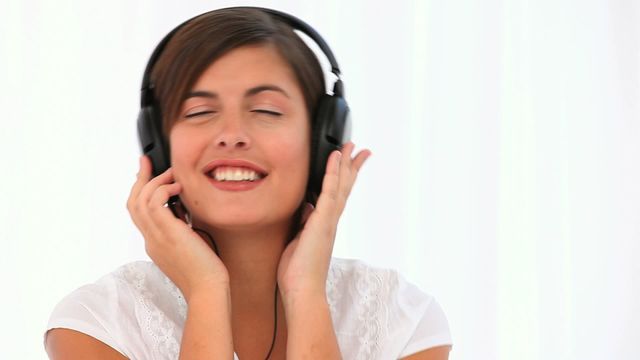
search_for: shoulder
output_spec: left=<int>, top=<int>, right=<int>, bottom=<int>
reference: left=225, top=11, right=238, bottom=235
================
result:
left=327, top=257, right=437, bottom=321
left=45, top=261, right=185, bottom=359
left=48, top=261, right=167, bottom=311
left=327, top=258, right=452, bottom=359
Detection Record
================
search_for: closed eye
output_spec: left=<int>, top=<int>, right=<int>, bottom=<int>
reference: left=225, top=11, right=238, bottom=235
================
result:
left=185, top=110, right=216, bottom=118
left=252, top=109, right=282, bottom=116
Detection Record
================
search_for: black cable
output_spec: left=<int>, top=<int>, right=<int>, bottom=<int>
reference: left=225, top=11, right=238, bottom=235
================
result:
left=264, top=284, right=279, bottom=360
left=191, top=227, right=279, bottom=359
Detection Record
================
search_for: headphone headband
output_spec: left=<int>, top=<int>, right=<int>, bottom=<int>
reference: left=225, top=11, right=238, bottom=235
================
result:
left=140, top=6, right=343, bottom=107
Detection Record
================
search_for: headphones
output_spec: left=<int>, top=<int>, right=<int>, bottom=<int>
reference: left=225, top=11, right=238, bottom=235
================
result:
left=137, top=6, right=351, bottom=206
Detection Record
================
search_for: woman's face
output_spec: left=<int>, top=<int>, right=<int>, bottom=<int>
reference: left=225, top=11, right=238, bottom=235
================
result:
left=169, top=43, right=311, bottom=231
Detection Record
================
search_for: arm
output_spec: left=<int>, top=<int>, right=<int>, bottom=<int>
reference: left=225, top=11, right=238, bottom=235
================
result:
left=277, top=143, right=371, bottom=359
left=45, top=329, right=128, bottom=360
left=44, top=284, right=234, bottom=360
left=128, top=156, right=234, bottom=359
left=283, top=294, right=341, bottom=359
left=178, top=285, right=234, bottom=359
left=400, top=346, right=451, bottom=360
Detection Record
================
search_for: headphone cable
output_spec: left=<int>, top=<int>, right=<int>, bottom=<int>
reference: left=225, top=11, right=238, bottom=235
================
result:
left=264, top=284, right=279, bottom=360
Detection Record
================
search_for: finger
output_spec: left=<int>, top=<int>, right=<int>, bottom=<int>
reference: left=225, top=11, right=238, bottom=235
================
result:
left=148, top=182, right=182, bottom=210
left=338, top=142, right=356, bottom=174
left=330, top=146, right=371, bottom=217
left=351, top=149, right=372, bottom=173
left=340, top=149, right=371, bottom=199
left=128, top=161, right=176, bottom=233
left=340, top=141, right=356, bottom=158
left=127, top=155, right=152, bottom=209
left=314, top=150, right=342, bottom=220
left=138, top=167, right=175, bottom=206
left=147, top=183, right=188, bottom=232
left=138, top=154, right=152, bottom=182
left=337, top=141, right=356, bottom=184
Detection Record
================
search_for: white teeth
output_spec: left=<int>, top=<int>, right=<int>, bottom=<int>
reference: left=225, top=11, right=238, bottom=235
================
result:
left=212, top=167, right=262, bottom=181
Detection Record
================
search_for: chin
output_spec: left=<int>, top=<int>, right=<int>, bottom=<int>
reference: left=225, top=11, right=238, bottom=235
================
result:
left=191, top=205, right=290, bottom=231
left=180, top=189, right=305, bottom=231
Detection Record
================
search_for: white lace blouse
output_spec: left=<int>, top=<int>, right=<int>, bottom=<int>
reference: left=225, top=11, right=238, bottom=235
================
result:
left=45, top=258, right=452, bottom=359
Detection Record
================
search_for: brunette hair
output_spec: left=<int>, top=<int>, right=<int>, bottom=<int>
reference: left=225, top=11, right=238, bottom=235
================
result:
left=150, top=8, right=326, bottom=137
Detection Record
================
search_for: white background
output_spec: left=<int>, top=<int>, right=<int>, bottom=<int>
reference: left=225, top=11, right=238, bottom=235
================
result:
left=1, top=0, right=638, bottom=359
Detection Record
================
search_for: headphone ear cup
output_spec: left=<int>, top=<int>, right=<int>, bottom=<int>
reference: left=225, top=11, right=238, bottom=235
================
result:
left=137, top=105, right=170, bottom=177
left=308, top=94, right=352, bottom=204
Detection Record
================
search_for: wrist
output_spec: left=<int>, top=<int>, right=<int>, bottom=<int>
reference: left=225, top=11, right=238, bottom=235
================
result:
left=282, top=289, right=329, bottom=317
left=184, top=278, right=231, bottom=304
left=282, top=292, right=341, bottom=359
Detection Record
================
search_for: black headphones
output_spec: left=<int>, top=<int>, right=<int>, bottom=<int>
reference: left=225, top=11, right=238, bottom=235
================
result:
left=137, top=6, right=351, bottom=206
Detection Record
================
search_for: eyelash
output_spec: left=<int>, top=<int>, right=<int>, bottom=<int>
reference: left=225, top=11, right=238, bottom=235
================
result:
left=185, top=111, right=214, bottom=118
left=184, top=110, right=282, bottom=118
left=253, top=109, right=282, bottom=117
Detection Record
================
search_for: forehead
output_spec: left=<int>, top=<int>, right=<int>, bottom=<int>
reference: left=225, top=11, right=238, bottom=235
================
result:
left=190, top=43, right=303, bottom=99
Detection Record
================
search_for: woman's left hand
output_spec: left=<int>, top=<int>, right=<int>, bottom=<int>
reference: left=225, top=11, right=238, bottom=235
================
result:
left=277, top=142, right=371, bottom=302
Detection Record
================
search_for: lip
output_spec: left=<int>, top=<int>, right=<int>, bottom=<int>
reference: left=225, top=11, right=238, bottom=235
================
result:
left=202, top=159, right=268, bottom=192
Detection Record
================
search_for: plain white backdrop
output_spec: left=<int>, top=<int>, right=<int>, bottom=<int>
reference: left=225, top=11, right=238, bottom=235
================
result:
left=1, top=0, right=638, bottom=359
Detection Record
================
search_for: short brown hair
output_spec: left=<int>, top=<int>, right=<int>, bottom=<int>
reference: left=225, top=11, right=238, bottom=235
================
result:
left=150, top=8, right=326, bottom=137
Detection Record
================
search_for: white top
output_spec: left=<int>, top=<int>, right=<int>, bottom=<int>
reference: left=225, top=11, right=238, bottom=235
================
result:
left=45, top=258, right=452, bottom=359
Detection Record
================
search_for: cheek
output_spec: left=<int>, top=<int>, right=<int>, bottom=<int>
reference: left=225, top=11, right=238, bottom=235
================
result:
left=270, top=131, right=311, bottom=186
left=168, top=127, right=203, bottom=179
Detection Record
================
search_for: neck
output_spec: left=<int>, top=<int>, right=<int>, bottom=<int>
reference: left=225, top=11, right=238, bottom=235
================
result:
left=191, top=220, right=294, bottom=357
left=194, top=221, right=291, bottom=294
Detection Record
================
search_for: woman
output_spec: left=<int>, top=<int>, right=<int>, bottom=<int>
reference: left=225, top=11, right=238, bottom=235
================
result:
left=44, top=7, right=452, bottom=359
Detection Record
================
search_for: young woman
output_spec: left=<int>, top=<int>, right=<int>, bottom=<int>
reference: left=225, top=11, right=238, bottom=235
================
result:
left=45, top=7, right=452, bottom=359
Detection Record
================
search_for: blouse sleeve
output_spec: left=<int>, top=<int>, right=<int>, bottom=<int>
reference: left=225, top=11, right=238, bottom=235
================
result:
left=43, top=276, right=129, bottom=357
left=396, top=274, right=453, bottom=358
left=398, top=297, right=452, bottom=357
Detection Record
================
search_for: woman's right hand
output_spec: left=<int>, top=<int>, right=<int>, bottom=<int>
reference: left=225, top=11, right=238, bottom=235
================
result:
left=127, top=155, right=229, bottom=302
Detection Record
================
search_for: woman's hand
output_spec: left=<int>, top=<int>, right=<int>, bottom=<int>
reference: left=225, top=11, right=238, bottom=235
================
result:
left=127, top=155, right=229, bottom=301
left=277, top=142, right=371, bottom=302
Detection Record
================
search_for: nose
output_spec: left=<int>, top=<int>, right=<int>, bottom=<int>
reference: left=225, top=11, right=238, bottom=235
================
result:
left=216, top=136, right=248, bottom=149
left=214, top=117, right=250, bottom=150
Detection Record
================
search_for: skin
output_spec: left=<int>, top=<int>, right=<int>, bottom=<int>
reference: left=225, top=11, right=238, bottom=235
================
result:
left=45, top=43, right=449, bottom=359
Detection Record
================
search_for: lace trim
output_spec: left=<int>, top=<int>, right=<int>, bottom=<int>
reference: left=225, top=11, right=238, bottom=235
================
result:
left=326, top=261, right=343, bottom=317
left=163, top=274, right=188, bottom=319
left=355, top=263, right=386, bottom=358
left=114, top=262, right=184, bottom=359
left=113, top=260, right=395, bottom=360
left=328, top=260, right=393, bottom=359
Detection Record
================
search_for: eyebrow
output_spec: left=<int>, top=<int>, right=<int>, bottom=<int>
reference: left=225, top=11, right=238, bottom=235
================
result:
left=185, top=85, right=290, bottom=100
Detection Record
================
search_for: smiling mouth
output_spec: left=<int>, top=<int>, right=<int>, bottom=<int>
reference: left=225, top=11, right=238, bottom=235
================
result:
left=207, top=166, right=268, bottom=182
